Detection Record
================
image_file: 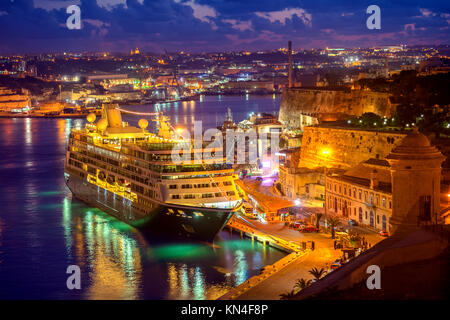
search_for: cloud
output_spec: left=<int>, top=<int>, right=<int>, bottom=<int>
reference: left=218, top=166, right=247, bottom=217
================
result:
left=223, top=19, right=253, bottom=31
left=176, top=0, right=216, bottom=23
left=255, top=8, right=312, bottom=27
left=255, top=8, right=312, bottom=26
left=403, top=23, right=426, bottom=32
left=420, top=8, right=437, bottom=17
left=33, top=0, right=81, bottom=11
left=404, top=23, right=416, bottom=31
left=441, top=13, right=450, bottom=24
left=84, top=19, right=111, bottom=28
left=321, top=29, right=334, bottom=34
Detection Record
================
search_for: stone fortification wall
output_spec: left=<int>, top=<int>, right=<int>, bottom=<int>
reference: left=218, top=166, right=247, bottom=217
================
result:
left=299, top=126, right=406, bottom=169
left=279, top=88, right=393, bottom=128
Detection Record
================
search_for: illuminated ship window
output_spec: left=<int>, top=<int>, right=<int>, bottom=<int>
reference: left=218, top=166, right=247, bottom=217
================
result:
left=193, top=212, right=204, bottom=217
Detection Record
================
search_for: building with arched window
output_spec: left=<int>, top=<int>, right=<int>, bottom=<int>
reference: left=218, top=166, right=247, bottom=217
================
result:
left=325, top=158, right=392, bottom=232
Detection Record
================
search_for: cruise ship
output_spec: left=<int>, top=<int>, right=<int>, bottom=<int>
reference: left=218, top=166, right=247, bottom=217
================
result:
left=64, top=104, right=243, bottom=240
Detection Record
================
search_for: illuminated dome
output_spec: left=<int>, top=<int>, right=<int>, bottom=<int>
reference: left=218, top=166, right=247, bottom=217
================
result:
left=87, top=113, right=96, bottom=123
left=397, top=127, right=430, bottom=148
left=387, top=127, right=443, bottom=161
left=138, top=119, right=148, bottom=130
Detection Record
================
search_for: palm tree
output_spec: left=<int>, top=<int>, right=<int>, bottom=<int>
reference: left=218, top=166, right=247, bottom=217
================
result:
left=348, top=232, right=362, bottom=248
left=308, top=267, right=326, bottom=281
left=279, top=290, right=297, bottom=300
left=327, top=216, right=341, bottom=239
left=293, top=278, right=312, bottom=292
left=315, top=213, right=323, bottom=229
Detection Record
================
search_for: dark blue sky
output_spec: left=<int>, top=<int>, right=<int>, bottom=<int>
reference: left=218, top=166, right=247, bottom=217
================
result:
left=0, top=0, right=449, bottom=53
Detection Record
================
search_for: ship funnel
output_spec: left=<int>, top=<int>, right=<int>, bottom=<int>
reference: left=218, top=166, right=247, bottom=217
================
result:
left=101, top=103, right=123, bottom=128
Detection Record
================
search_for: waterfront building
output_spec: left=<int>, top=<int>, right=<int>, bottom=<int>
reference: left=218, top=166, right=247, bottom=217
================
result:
left=326, top=158, right=393, bottom=232
left=0, top=87, right=31, bottom=112
left=279, top=125, right=406, bottom=203
left=325, top=128, right=446, bottom=233
left=35, top=101, right=73, bottom=115
left=278, top=147, right=327, bottom=200
left=250, top=113, right=282, bottom=174
left=230, top=113, right=282, bottom=175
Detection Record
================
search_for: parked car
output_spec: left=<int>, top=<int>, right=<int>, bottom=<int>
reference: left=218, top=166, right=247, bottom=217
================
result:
left=292, top=221, right=301, bottom=228
left=330, top=259, right=342, bottom=270
left=291, top=221, right=304, bottom=229
left=379, top=230, right=389, bottom=237
left=348, top=219, right=358, bottom=226
left=299, top=225, right=319, bottom=233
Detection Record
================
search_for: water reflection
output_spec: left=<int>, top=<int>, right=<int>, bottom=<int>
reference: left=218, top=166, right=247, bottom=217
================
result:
left=60, top=194, right=285, bottom=300
left=63, top=201, right=143, bottom=299
left=0, top=95, right=284, bottom=300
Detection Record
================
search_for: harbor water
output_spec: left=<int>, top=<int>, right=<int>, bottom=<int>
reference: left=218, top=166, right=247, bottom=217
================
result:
left=0, top=95, right=285, bottom=299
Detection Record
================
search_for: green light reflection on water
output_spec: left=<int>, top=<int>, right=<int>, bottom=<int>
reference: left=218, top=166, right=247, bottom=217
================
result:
left=62, top=197, right=285, bottom=299
left=233, top=249, right=248, bottom=286
left=62, top=197, right=72, bottom=255
left=193, top=266, right=205, bottom=300
left=149, top=243, right=214, bottom=261
left=180, top=264, right=189, bottom=299
left=39, top=190, right=64, bottom=197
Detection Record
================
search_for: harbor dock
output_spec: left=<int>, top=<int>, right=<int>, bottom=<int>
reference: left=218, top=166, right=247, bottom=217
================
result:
left=219, top=216, right=343, bottom=300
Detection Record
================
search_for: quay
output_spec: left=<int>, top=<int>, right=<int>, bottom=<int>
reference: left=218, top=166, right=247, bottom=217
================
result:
left=219, top=176, right=383, bottom=300
left=219, top=216, right=310, bottom=300
left=219, top=215, right=342, bottom=300
left=220, top=216, right=382, bottom=300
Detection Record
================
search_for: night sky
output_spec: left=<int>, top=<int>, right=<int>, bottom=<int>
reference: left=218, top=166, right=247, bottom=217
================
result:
left=0, top=0, right=449, bottom=53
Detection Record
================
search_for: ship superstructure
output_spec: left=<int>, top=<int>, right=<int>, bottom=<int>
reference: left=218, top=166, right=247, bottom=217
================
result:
left=64, top=104, right=242, bottom=239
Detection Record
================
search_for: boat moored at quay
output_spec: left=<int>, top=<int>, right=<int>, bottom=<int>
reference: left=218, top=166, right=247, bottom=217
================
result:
left=64, top=104, right=243, bottom=240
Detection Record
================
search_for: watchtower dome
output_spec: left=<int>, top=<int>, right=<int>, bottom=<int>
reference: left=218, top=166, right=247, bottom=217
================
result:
left=386, top=127, right=445, bottom=234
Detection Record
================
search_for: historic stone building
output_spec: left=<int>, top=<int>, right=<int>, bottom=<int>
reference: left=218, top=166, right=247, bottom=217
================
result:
left=299, top=126, right=406, bottom=169
left=279, top=87, right=394, bottom=128
left=325, top=128, right=446, bottom=233
left=326, top=159, right=393, bottom=232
